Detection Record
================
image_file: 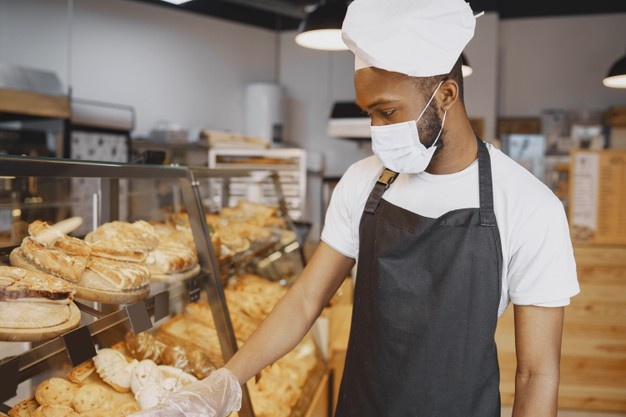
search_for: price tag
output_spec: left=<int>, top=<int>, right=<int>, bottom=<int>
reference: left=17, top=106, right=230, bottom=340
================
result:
left=186, top=277, right=201, bottom=302
left=125, top=301, right=152, bottom=334
left=153, top=291, right=170, bottom=323
left=0, top=402, right=13, bottom=415
left=0, top=357, right=19, bottom=403
left=62, top=326, right=96, bottom=367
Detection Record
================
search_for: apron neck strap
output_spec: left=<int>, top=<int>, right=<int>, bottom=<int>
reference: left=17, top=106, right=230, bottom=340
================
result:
left=364, top=168, right=399, bottom=214
left=477, top=137, right=497, bottom=226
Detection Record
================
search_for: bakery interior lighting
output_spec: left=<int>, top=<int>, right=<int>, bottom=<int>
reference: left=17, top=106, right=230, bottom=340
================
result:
left=161, top=0, right=193, bottom=5
left=603, top=48, right=626, bottom=88
left=295, top=0, right=349, bottom=51
left=461, top=53, right=473, bottom=78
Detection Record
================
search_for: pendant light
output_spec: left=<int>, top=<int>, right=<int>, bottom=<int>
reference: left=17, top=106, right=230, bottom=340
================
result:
left=461, top=53, right=473, bottom=78
left=603, top=49, right=626, bottom=88
left=295, top=0, right=348, bottom=51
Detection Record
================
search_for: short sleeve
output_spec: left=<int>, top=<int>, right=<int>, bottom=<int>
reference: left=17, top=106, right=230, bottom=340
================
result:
left=506, top=195, right=580, bottom=306
left=321, top=174, right=359, bottom=259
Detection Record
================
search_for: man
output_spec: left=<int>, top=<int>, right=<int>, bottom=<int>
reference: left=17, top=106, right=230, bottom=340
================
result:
left=134, top=0, right=579, bottom=416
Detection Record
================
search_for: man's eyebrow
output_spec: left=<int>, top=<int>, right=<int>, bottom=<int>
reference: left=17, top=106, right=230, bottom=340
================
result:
left=357, top=98, right=398, bottom=112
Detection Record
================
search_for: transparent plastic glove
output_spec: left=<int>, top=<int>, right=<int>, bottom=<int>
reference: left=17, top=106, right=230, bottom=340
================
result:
left=130, top=368, right=242, bottom=417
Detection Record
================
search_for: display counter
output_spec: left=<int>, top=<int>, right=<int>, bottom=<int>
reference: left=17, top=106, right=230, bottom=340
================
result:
left=0, top=155, right=327, bottom=417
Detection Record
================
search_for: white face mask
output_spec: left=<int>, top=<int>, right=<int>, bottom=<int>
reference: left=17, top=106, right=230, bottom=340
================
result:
left=370, top=81, right=447, bottom=174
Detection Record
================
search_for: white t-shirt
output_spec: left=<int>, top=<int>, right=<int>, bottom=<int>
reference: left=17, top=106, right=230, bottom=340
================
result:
left=321, top=144, right=580, bottom=316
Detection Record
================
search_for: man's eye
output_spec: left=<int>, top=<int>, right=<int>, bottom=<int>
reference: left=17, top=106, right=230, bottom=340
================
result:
left=381, top=109, right=395, bottom=117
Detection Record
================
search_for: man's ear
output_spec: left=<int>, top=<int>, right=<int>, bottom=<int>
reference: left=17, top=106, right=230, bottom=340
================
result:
left=438, top=79, right=459, bottom=111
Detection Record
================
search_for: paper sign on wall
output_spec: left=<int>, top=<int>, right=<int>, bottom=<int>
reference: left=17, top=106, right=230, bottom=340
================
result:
left=570, top=150, right=626, bottom=245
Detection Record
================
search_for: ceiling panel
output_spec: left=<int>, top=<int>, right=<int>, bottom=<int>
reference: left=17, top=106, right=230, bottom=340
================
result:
left=129, top=0, right=626, bottom=30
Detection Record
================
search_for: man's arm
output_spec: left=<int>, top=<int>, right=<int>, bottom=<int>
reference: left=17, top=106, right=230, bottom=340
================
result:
left=225, top=241, right=355, bottom=384
left=511, top=305, right=564, bottom=417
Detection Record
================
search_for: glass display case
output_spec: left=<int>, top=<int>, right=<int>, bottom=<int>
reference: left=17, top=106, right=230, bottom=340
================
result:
left=0, top=155, right=323, bottom=417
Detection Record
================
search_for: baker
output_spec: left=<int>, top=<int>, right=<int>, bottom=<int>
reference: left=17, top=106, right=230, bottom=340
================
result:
left=133, top=0, right=580, bottom=415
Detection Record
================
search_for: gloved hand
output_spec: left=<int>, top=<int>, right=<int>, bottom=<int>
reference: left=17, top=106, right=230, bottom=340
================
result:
left=130, top=368, right=242, bottom=417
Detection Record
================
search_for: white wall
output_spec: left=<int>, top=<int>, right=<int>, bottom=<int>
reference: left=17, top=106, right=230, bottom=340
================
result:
left=464, top=13, right=499, bottom=139
left=278, top=31, right=372, bottom=177
left=499, top=13, right=626, bottom=116
left=0, top=0, right=277, bottom=136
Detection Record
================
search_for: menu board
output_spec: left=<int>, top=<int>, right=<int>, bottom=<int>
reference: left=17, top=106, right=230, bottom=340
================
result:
left=570, top=150, right=626, bottom=245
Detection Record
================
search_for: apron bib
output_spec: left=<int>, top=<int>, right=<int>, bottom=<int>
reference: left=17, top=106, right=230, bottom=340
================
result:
left=335, top=138, right=503, bottom=417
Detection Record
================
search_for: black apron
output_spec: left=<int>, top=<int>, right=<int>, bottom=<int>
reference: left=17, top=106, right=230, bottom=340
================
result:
left=335, top=138, right=502, bottom=417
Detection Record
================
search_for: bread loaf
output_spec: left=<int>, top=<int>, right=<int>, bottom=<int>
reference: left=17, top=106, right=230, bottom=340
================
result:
left=124, top=332, right=166, bottom=362
left=124, top=331, right=216, bottom=379
left=28, top=221, right=91, bottom=257
left=85, top=221, right=159, bottom=251
left=84, top=257, right=150, bottom=291
left=15, top=239, right=87, bottom=283
left=146, top=232, right=197, bottom=275
left=0, top=266, right=80, bottom=340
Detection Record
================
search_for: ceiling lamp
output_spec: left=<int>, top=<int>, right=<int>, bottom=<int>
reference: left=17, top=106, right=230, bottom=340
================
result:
left=603, top=49, right=626, bottom=88
left=295, top=0, right=348, bottom=51
left=461, top=53, right=473, bottom=78
left=160, top=0, right=192, bottom=4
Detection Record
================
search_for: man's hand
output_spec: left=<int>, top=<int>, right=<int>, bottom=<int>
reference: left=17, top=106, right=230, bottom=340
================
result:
left=131, top=368, right=242, bottom=417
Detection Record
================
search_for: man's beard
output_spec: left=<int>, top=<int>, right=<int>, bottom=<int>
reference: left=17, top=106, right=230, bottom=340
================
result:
left=418, top=105, right=445, bottom=150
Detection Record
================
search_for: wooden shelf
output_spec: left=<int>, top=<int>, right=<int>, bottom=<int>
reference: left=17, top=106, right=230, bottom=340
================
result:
left=0, top=88, right=70, bottom=119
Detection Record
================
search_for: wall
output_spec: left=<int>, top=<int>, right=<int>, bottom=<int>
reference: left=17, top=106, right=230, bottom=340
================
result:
left=0, top=0, right=277, bottom=136
left=499, top=13, right=626, bottom=117
left=464, top=13, right=499, bottom=139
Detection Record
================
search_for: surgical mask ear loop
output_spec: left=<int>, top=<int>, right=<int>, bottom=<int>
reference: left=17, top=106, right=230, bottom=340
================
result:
left=431, top=109, right=447, bottom=148
left=415, top=80, right=445, bottom=123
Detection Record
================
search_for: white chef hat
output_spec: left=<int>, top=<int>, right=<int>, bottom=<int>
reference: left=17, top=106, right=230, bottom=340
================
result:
left=342, top=0, right=479, bottom=77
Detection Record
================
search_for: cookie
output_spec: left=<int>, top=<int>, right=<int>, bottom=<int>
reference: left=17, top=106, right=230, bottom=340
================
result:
left=35, top=378, right=79, bottom=406
left=32, top=404, right=79, bottom=417
left=71, top=384, right=113, bottom=413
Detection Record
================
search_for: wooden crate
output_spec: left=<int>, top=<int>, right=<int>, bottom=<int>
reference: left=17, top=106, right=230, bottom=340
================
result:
left=497, top=117, right=542, bottom=137
left=605, top=106, right=626, bottom=128
left=496, top=244, right=626, bottom=411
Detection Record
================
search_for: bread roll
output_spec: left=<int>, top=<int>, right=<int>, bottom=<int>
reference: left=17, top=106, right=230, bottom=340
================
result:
left=93, top=348, right=139, bottom=393
left=125, top=332, right=166, bottom=362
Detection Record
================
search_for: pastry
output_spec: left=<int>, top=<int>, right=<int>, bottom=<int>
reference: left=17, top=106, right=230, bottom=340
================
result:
left=93, top=348, right=139, bottom=393
left=71, top=384, right=113, bottom=413
left=31, top=404, right=79, bottom=417
left=34, top=378, right=79, bottom=407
